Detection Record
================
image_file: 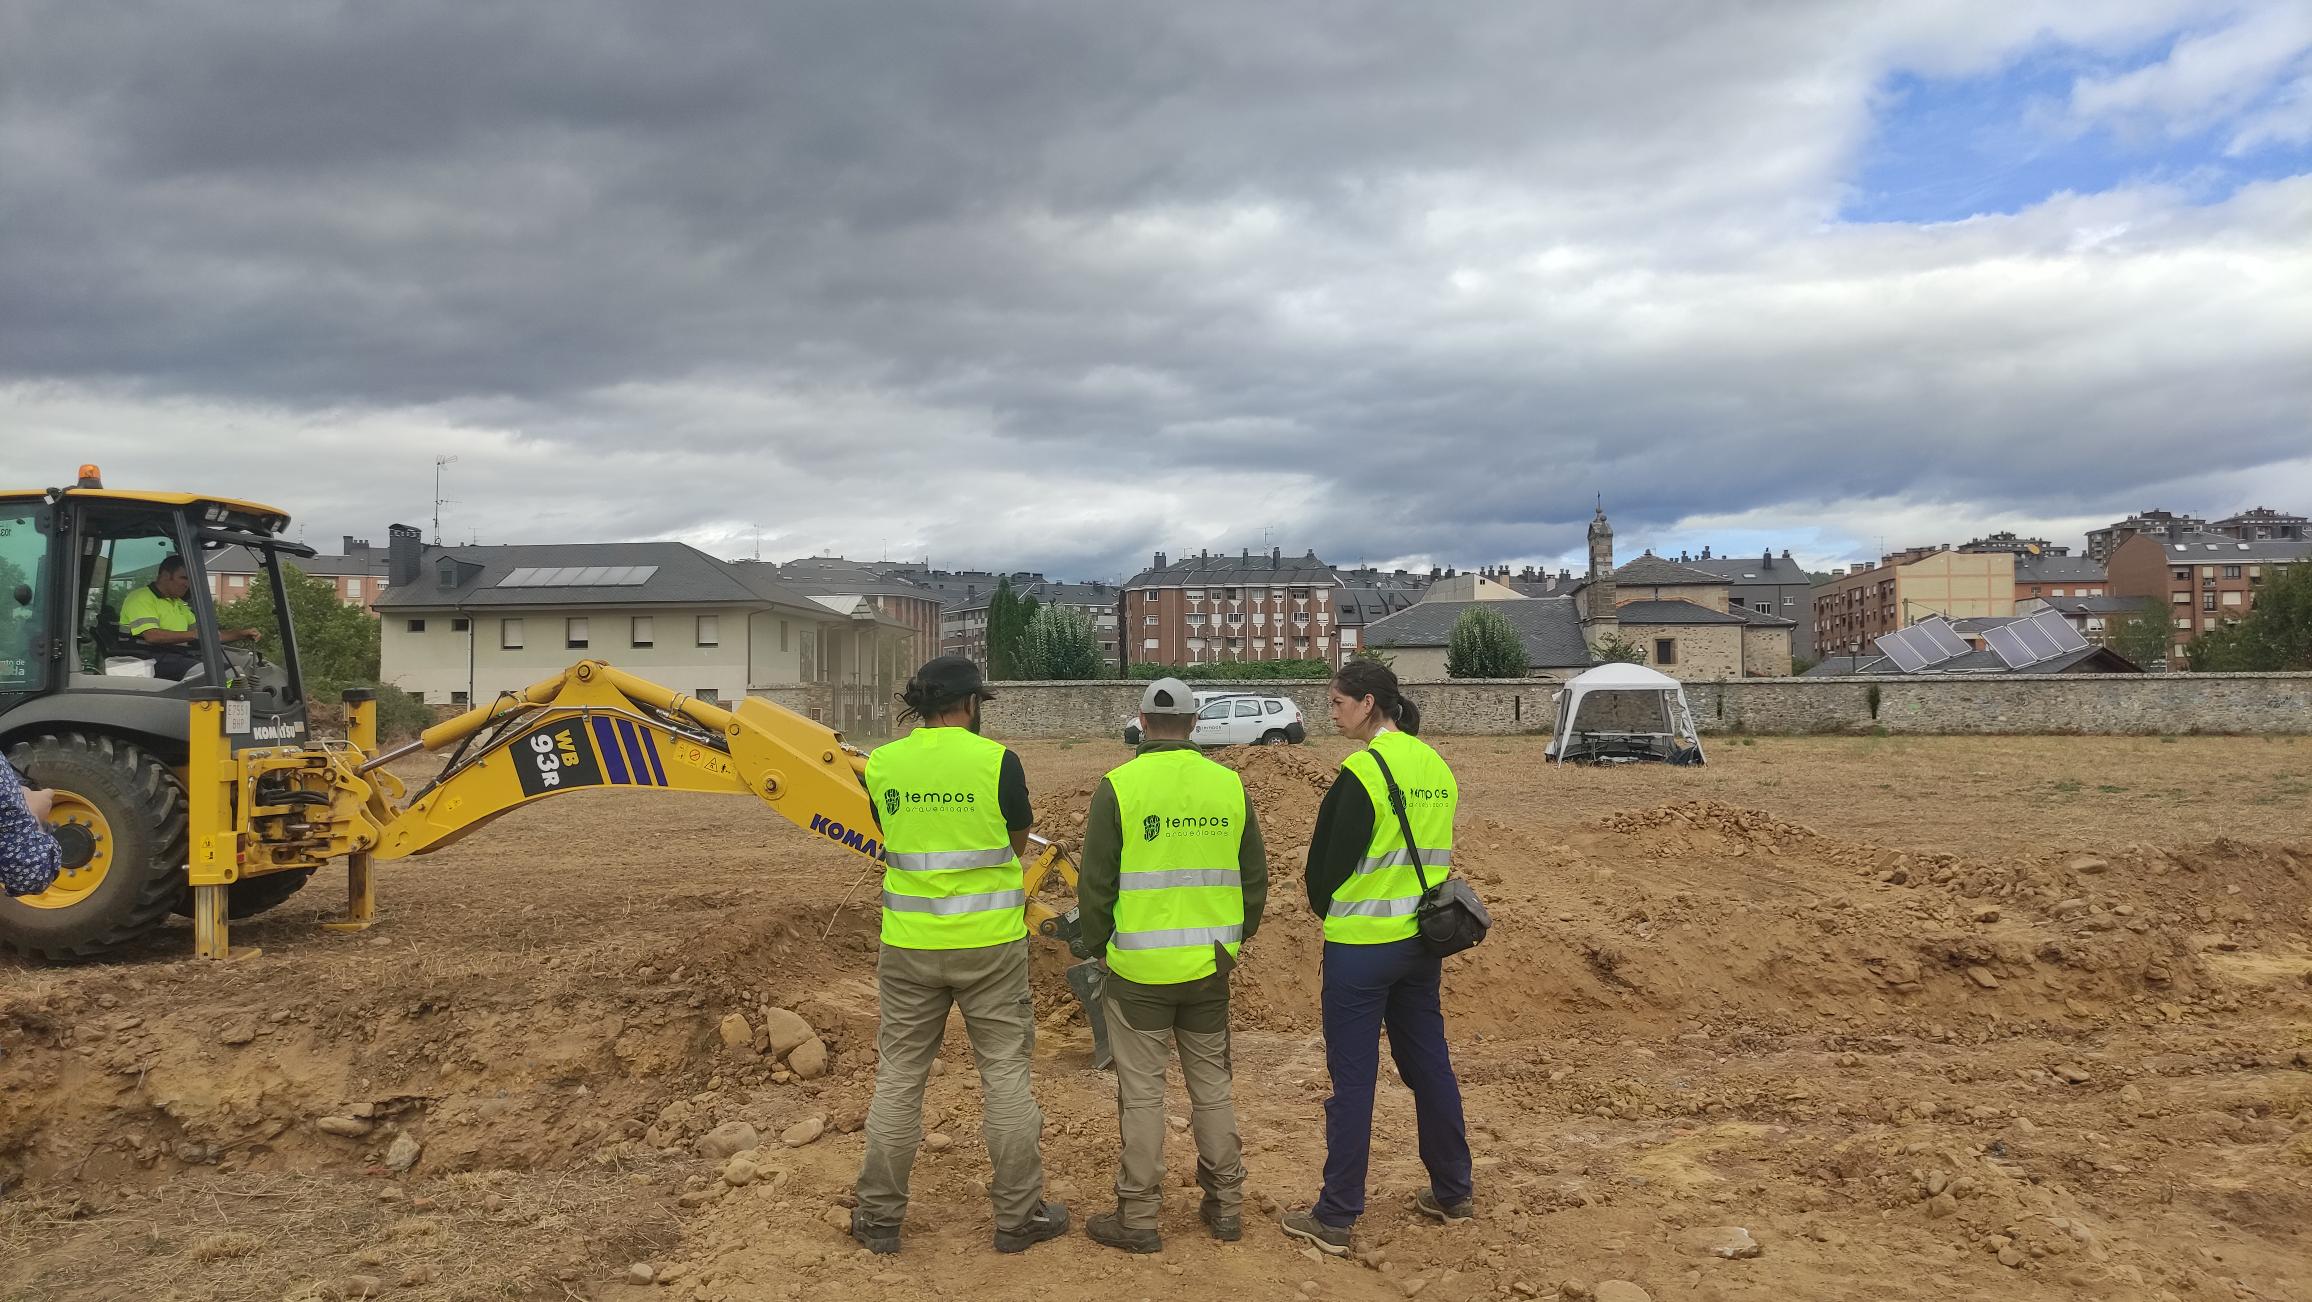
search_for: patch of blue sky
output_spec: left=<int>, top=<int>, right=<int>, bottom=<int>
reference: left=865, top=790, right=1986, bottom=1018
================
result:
left=1840, top=37, right=2310, bottom=224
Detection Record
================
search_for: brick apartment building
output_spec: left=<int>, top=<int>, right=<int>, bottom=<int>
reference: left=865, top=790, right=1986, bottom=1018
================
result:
left=207, top=535, right=393, bottom=611
left=1123, top=548, right=1343, bottom=668
left=1812, top=546, right=2015, bottom=656
left=2105, top=530, right=2312, bottom=662
left=2209, top=507, right=2308, bottom=543
left=1959, top=531, right=2065, bottom=556
left=2012, top=551, right=2107, bottom=603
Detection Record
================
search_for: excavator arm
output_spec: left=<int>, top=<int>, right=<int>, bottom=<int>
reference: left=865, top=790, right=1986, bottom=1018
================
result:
left=356, top=660, right=1084, bottom=941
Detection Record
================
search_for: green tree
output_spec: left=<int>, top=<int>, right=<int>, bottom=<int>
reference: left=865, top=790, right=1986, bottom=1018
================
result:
left=1016, top=603, right=1104, bottom=680
left=1589, top=630, right=1647, bottom=664
left=2187, top=562, right=2312, bottom=671
left=984, top=578, right=1040, bottom=679
left=1348, top=644, right=1395, bottom=669
left=215, top=564, right=381, bottom=692
left=1444, top=606, right=1528, bottom=678
left=2107, top=597, right=2173, bottom=671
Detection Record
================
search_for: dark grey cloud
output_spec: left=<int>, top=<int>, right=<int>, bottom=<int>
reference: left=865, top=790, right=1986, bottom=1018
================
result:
left=4, top=0, right=2308, bottom=579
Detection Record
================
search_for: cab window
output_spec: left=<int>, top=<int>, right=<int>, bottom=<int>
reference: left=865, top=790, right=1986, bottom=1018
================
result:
left=1233, top=699, right=1260, bottom=717
left=79, top=525, right=185, bottom=671
left=0, top=506, right=50, bottom=694
left=1198, top=700, right=1232, bottom=721
left=1264, top=700, right=1284, bottom=715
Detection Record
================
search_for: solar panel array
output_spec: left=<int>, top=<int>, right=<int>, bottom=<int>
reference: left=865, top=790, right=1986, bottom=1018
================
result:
left=1984, top=607, right=2089, bottom=669
left=1875, top=615, right=1970, bottom=673
left=497, top=565, right=660, bottom=588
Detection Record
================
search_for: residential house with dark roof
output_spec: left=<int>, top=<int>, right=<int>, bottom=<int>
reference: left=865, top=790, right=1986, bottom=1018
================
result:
left=948, top=579, right=1125, bottom=670
left=1672, top=548, right=1816, bottom=659
left=376, top=526, right=917, bottom=734
left=1360, top=597, right=1593, bottom=680
left=2086, top=509, right=2208, bottom=564
left=2012, top=551, right=2108, bottom=605
left=1564, top=542, right=1797, bottom=678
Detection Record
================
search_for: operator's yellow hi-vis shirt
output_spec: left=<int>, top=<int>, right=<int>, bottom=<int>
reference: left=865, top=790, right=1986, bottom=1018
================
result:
left=118, top=586, right=195, bottom=637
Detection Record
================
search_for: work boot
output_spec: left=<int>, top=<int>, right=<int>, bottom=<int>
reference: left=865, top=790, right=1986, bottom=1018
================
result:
left=993, top=1200, right=1070, bottom=1253
left=1086, top=1209, right=1163, bottom=1254
left=1199, top=1196, right=1242, bottom=1242
left=849, top=1209, right=901, bottom=1255
left=1413, top=1188, right=1475, bottom=1224
left=1279, top=1206, right=1351, bottom=1256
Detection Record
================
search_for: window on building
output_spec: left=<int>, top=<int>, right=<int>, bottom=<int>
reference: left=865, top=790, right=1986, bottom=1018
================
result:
left=2223, top=565, right=2243, bottom=579
left=1143, top=638, right=1159, bottom=650
left=452, top=617, right=469, bottom=632
left=1144, top=614, right=1158, bottom=626
left=450, top=690, right=469, bottom=706
left=1224, top=588, right=1239, bottom=600
left=696, top=615, right=719, bottom=646
left=695, top=688, right=721, bottom=705
left=2171, top=592, right=2189, bottom=604
left=1289, top=587, right=1310, bottom=599
left=2202, top=593, right=2217, bottom=611
left=631, top=615, right=654, bottom=647
left=343, top=578, right=362, bottom=600
left=1185, top=613, right=1206, bottom=626
left=1185, top=589, right=1204, bottom=600
left=1225, top=637, right=1241, bottom=650
left=1654, top=638, right=1678, bottom=665
left=2171, top=568, right=2189, bottom=582
left=501, top=618, right=523, bottom=649
left=1227, top=612, right=1244, bottom=625
left=565, top=617, right=589, bottom=649
left=406, top=618, right=426, bottom=633
left=2221, top=591, right=2243, bottom=607
left=2173, top=617, right=2191, bottom=630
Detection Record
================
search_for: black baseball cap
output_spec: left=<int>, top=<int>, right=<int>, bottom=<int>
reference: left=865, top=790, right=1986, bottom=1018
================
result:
left=910, top=655, right=996, bottom=703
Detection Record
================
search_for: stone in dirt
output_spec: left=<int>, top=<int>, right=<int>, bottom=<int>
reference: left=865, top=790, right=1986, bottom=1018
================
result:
left=788, top=1035, right=829, bottom=1080
left=759, top=1007, right=817, bottom=1059
left=822, top=1205, right=852, bottom=1233
left=2070, top=856, right=2110, bottom=875
left=782, top=1116, right=826, bottom=1148
left=2054, top=1064, right=2093, bottom=1085
left=629, top=1263, right=656, bottom=1284
left=1966, top=966, right=2000, bottom=990
left=217, top=1019, right=257, bottom=1046
left=697, top=1122, right=760, bottom=1161
left=1593, top=1284, right=1652, bottom=1302
left=719, top=1013, right=755, bottom=1055
left=924, top=1133, right=954, bottom=1153
left=316, top=1116, right=373, bottom=1138
left=720, top=1155, right=759, bottom=1186
left=382, top=1134, right=422, bottom=1173
left=1682, top=1225, right=1761, bottom=1259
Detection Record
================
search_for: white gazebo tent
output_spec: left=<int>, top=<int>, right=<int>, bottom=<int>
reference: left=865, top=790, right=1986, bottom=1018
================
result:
left=1545, top=662, right=1705, bottom=765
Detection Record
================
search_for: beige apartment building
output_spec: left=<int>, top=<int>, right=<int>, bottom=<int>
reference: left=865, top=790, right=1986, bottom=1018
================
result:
left=1813, top=547, right=2015, bottom=656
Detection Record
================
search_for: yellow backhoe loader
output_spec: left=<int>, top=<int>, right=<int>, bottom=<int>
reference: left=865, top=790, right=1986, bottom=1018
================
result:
left=1, top=471, right=1110, bottom=1058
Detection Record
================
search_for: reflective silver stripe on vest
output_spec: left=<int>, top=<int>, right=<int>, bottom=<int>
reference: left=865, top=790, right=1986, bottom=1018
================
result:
left=1111, top=924, right=1245, bottom=950
left=881, top=888, right=1029, bottom=915
left=884, top=847, right=1018, bottom=873
left=1325, top=896, right=1420, bottom=919
left=1351, top=848, right=1452, bottom=875
left=1117, top=868, right=1240, bottom=891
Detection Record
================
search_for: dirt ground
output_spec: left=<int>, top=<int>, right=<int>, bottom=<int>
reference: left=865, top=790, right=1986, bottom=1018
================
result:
left=4, top=734, right=2309, bottom=1302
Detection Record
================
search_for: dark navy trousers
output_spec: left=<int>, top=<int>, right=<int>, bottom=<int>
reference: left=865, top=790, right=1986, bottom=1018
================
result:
left=1313, top=936, right=1472, bottom=1225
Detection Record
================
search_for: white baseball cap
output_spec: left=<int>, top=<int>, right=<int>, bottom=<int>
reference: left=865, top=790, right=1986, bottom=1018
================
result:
left=1138, top=677, right=1199, bottom=715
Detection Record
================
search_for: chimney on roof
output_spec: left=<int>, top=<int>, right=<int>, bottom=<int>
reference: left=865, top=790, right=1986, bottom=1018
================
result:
left=1702, top=545, right=1713, bottom=559
left=1762, top=548, right=1773, bottom=568
left=387, top=523, right=422, bottom=588
left=1153, top=551, right=1167, bottom=570
left=1781, top=548, right=1791, bottom=558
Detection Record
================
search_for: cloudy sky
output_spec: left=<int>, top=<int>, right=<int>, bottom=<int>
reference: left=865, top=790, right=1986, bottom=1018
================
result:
left=5, top=1, right=2308, bottom=580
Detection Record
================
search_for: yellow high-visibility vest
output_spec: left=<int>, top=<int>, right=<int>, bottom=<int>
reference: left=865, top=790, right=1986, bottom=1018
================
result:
left=863, top=727, right=1027, bottom=949
left=1104, top=749, right=1247, bottom=983
left=1324, top=730, right=1456, bottom=944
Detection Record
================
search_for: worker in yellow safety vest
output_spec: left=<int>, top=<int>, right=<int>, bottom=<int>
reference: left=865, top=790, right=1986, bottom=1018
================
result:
left=1076, top=677, right=1267, bottom=1253
left=851, top=655, right=1068, bottom=1256
left=1281, top=659, right=1473, bottom=1256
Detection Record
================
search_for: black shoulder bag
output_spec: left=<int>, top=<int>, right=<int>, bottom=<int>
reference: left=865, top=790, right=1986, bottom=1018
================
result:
left=1367, top=751, right=1490, bottom=959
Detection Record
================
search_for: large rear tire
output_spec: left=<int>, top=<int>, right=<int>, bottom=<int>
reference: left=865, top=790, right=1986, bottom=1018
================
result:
left=1, top=733, right=189, bottom=961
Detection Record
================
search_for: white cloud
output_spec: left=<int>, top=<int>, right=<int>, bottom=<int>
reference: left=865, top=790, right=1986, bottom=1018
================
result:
left=2069, top=3, right=2312, bottom=143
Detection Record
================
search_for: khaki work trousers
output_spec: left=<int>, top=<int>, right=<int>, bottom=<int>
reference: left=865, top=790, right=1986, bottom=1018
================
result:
left=854, top=938, right=1048, bottom=1232
left=1102, top=982, right=1245, bottom=1231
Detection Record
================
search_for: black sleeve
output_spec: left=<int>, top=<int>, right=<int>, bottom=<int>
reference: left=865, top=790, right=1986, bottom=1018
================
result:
left=1304, top=770, right=1374, bottom=917
left=861, top=768, right=880, bottom=831
left=998, top=750, right=1033, bottom=832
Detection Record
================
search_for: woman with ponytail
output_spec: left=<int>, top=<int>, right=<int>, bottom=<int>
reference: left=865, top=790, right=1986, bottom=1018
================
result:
left=1280, top=660, right=1473, bottom=1254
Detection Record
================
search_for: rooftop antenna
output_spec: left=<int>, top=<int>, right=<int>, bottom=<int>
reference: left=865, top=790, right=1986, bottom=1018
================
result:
left=751, top=524, right=763, bottom=562
left=432, top=455, right=458, bottom=545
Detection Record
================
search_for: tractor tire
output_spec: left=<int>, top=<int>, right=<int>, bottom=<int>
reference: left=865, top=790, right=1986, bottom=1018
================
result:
left=0, top=732, right=189, bottom=961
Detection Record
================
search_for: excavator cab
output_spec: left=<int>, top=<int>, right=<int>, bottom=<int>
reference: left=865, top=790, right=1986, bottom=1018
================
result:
left=2, top=468, right=322, bottom=957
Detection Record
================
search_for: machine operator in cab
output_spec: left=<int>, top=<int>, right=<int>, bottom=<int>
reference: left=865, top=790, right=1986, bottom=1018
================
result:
left=850, top=656, right=1068, bottom=1256
left=117, top=556, right=260, bottom=681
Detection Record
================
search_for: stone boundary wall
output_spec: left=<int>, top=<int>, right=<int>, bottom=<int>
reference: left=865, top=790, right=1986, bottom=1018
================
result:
left=971, top=674, right=2312, bottom=739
